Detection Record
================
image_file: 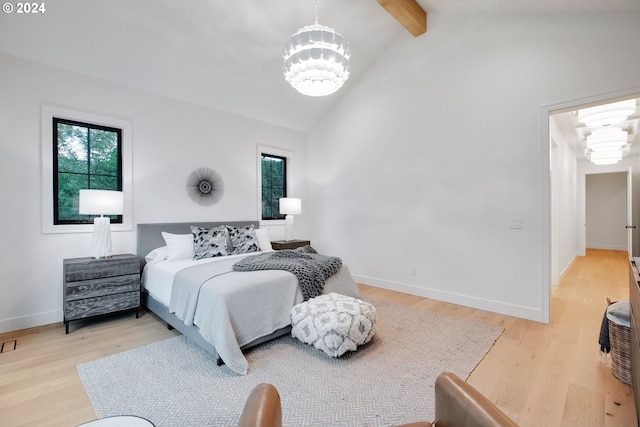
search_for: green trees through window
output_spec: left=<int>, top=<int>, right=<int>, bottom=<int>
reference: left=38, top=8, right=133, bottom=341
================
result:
left=261, top=153, right=287, bottom=220
left=53, top=118, right=122, bottom=224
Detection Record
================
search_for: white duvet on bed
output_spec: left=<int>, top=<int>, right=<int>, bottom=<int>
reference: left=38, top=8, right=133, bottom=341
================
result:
left=142, top=253, right=252, bottom=307
left=141, top=253, right=361, bottom=375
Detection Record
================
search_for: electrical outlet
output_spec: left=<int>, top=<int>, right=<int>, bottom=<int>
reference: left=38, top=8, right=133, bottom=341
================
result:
left=411, top=266, right=417, bottom=275
left=510, top=218, right=522, bottom=229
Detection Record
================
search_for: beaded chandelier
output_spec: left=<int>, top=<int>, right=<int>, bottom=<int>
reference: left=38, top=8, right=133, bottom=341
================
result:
left=282, top=0, right=351, bottom=97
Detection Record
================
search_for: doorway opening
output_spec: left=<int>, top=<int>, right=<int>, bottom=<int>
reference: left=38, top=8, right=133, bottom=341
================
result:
left=544, top=89, right=640, bottom=324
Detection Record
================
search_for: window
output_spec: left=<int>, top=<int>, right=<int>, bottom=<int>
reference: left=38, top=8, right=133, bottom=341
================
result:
left=41, top=105, right=133, bottom=234
left=261, top=153, right=287, bottom=220
left=53, top=118, right=122, bottom=225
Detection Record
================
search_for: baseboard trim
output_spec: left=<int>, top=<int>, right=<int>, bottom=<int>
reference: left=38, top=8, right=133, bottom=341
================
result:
left=353, top=274, right=544, bottom=323
left=557, top=254, right=578, bottom=286
left=586, top=244, right=627, bottom=251
left=0, top=309, right=62, bottom=334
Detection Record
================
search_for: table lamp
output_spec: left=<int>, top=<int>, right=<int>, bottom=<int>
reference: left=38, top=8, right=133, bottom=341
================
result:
left=279, top=197, right=301, bottom=242
left=79, top=189, right=124, bottom=258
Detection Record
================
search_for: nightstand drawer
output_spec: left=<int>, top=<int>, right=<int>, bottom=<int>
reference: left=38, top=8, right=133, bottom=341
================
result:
left=65, top=291, right=140, bottom=321
left=64, top=256, right=139, bottom=282
left=65, top=273, right=140, bottom=302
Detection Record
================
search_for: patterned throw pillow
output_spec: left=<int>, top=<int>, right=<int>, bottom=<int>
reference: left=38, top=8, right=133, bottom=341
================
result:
left=191, top=225, right=229, bottom=260
left=226, top=225, right=260, bottom=255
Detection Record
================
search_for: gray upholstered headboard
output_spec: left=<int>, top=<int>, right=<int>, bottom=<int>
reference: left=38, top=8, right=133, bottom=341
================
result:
left=136, top=221, right=259, bottom=261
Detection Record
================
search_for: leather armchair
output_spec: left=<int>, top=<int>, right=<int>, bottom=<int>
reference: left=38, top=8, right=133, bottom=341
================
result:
left=237, top=372, right=518, bottom=427
left=238, top=383, right=282, bottom=427
left=398, top=372, right=519, bottom=427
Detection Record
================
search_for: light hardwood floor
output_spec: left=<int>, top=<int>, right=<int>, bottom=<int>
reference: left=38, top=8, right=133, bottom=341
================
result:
left=0, top=249, right=635, bottom=426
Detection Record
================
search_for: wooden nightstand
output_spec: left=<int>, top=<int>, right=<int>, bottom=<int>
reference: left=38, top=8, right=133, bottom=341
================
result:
left=63, top=254, right=141, bottom=333
left=270, top=239, right=311, bottom=250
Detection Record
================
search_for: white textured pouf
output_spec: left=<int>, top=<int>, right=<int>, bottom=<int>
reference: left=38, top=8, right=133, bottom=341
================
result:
left=290, top=293, right=377, bottom=357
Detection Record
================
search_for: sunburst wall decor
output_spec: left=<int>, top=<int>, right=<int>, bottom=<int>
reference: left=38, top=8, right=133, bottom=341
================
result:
left=186, top=167, right=225, bottom=206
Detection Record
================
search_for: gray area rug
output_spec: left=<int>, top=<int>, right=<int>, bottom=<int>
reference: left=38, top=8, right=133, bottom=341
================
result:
left=77, top=298, right=503, bottom=426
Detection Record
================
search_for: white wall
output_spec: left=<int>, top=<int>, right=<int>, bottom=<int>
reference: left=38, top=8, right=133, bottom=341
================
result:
left=307, top=13, right=640, bottom=322
left=0, top=53, right=307, bottom=333
left=549, top=119, right=580, bottom=284
left=585, top=172, right=627, bottom=250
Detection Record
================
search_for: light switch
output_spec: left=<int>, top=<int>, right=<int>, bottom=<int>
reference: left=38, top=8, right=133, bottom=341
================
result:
left=510, top=218, right=522, bottom=229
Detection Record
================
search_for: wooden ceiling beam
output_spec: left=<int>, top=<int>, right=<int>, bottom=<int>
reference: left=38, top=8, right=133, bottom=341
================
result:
left=376, top=0, right=427, bottom=37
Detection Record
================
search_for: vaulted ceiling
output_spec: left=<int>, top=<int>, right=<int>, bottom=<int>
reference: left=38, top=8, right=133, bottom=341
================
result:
left=0, top=0, right=639, bottom=132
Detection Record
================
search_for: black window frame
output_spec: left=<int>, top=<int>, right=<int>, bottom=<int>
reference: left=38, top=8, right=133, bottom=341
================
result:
left=261, top=153, right=288, bottom=220
left=53, top=117, right=123, bottom=225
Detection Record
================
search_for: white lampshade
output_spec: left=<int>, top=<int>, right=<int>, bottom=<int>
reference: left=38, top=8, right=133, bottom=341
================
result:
left=578, top=99, right=636, bottom=127
left=279, top=197, right=302, bottom=215
left=79, top=189, right=124, bottom=216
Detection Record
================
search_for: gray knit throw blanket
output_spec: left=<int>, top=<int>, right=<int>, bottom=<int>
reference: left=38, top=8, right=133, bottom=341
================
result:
left=232, top=250, right=342, bottom=301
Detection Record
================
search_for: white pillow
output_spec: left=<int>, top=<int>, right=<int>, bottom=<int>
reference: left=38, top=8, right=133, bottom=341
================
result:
left=144, top=246, right=169, bottom=264
left=161, top=232, right=195, bottom=261
left=255, top=228, right=274, bottom=252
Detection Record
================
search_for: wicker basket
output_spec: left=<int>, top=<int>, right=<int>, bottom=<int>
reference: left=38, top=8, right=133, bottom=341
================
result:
left=608, top=317, right=632, bottom=386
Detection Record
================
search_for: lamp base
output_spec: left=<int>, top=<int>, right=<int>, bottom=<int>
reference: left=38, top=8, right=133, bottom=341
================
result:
left=91, top=216, right=113, bottom=259
left=284, top=214, right=295, bottom=242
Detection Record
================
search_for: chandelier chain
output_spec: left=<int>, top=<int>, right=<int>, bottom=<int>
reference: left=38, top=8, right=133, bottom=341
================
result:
left=314, top=0, right=319, bottom=25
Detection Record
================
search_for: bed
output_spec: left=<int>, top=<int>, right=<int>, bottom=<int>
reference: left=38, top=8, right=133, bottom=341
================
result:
left=136, top=221, right=361, bottom=375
